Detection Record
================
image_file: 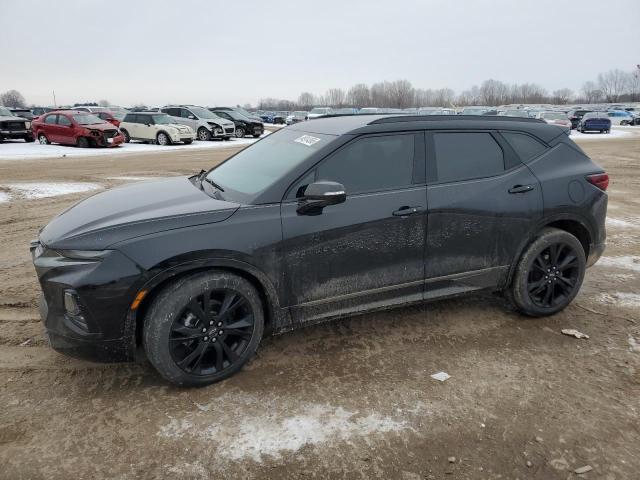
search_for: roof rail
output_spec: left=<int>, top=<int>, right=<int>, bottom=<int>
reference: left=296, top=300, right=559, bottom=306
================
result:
left=369, top=115, right=544, bottom=124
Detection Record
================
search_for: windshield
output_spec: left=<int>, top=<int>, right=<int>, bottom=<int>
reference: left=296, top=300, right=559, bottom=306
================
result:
left=151, top=114, right=174, bottom=124
left=0, top=106, right=13, bottom=116
left=189, top=106, right=219, bottom=119
left=73, top=114, right=105, bottom=125
left=542, top=112, right=567, bottom=120
left=206, top=129, right=331, bottom=201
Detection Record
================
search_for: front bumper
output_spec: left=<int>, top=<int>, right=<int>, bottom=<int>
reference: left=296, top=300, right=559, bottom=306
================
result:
left=32, top=244, right=145, bottom=363
left=171, top=132, right=196, bottom=143
left=0, top=129, right=33, bottom=139
left=101, top=133, right=125, bottom=147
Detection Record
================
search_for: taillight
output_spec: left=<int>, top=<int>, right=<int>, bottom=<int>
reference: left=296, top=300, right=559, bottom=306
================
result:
left=586, top=173, right=609, bottom=191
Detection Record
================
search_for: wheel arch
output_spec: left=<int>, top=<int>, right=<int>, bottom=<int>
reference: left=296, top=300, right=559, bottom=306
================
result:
left=132, top=259, right=285, bottom=348
left=505, top=214, right=593, bottom=288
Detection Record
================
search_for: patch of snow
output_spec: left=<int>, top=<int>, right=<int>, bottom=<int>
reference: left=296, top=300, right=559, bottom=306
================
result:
left=158, top=403, right=407, bottom=463
left=430, top=371, right=451, bottom=382
left=597, top=256, right=640, bottom=273
left=597, top=292, right=640, bottom=308
left=571, top=127, right=632, bottom=141
left=606, top=217, right=639, bottom=229
left=0, top=133, right=269, bottom=161
left=0, top=191, right=9, bottom=203
left=4, top=182, right=101, bottom=199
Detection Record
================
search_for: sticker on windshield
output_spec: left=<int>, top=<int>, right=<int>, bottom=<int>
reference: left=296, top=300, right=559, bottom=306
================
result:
left=294, top=135, right=321, bottom=147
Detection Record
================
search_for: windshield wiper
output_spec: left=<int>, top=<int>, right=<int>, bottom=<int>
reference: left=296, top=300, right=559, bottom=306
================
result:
left=203, top=176, right=225, bottom=192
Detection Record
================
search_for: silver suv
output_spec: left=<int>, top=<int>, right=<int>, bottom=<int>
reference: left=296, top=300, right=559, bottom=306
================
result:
left=161, top=105, right=235, bottom=141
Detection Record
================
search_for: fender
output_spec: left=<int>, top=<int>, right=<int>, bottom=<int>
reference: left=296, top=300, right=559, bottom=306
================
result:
left=129, top=256, right=292, bottom=337
left=504, top=212, right=595, bottom=288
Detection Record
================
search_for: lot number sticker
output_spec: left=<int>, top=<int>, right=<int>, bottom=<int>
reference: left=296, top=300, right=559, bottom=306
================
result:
left=294, top=135, right=321, bottom=147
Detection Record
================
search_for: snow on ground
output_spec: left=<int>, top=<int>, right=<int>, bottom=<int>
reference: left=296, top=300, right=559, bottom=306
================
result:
left=570, top=126, right=634, bottom=141
left=597, top=292, right=640, bottom=308
left=597, top=255, right=640, bottom=273
left=0, top=133, right=269, bottom=161
left=0, top=191, right=9, bottom=203
left=607, top=217, right=640, bottom=229
left=2, top=182, right=102, bottom=200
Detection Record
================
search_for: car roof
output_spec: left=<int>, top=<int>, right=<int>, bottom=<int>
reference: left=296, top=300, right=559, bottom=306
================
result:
left=287, top=114, right=558, bottom=140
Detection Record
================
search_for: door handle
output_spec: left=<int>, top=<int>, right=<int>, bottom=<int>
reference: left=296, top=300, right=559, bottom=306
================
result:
left=508, top=184, right=534, bottom=194
left=392, top=206, right=423, bottom=217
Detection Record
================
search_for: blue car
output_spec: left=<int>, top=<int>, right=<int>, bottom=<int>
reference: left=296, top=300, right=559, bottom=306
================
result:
left=578, top=112, right=611, bottom=133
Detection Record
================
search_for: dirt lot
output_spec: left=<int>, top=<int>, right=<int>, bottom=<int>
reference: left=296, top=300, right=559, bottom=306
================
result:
left=0, top=133, right=639, bottom=479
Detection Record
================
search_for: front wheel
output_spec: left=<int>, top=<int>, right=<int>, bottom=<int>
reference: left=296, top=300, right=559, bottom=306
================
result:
left=197, top=127, right=211, bottom=141
left=508, top=228, right=586, bottom=317
left=183, top=139, right=193, bottom=145
left=77, top=136, right=90, bottom=148
left=156, top=132, right=171, bottom=146
left=143, top=271, right=264, bottom=387
left=121, top=129, right=130, bottom=143
left=235, top=127, right=245, bottom=138
left=24, top=135, right=35, bottom=143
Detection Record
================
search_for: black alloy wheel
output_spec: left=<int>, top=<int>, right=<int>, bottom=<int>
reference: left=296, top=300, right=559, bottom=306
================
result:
left=526, top=243, right=580, bottom=309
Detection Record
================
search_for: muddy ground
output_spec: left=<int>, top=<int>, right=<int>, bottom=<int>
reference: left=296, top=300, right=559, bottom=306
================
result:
left=0, top=133, right=638, bottom=480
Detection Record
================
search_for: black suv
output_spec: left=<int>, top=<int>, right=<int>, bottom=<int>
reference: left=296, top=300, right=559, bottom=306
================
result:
left=32, top=115, right=607, bottom=386
left=210, top=109, right=264, bottom=138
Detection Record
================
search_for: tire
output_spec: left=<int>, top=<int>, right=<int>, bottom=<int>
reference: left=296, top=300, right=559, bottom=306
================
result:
left=253, top=134, right=261, bottom=138
left=508, top=228, right=586, bottom=317
left=77, top=137, right=90, bottom=148
left=235, top=127, right=245, bottom=138
left=156, top=131, right=171, bottom=146
left=37, top=133, right=49, bottom=144
left=24, top=135, right=35, bottom=143
left=197, top=127, right=211, bottom=141
left=183, top=139, right=193, bottom=145
left=143, top=271, right=264, bottom=387
left=121, top=129, right=130, bottom=143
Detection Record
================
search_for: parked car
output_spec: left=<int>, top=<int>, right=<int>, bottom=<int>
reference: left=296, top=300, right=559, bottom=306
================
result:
left=212, top=107, right=262, bottom=123
left=161, top=105, right=235, bottom=141
left=0, top=105, right=34, bottom=142
left=568, top=109, right=592, bottom=129
left=537, top=111, right=572, bottom=131
left=358, top=107, right=380, bottom=114
left=623, top=112, right=640, bottom=126
left=607, top=110, right=635, bottom=125
left=9, top=108, right=34, bottom=120
left=31, top=107, right=54, bottom=117
left=95, top=111, right=125, bottom=128
left=210, top=109, right=264, bottom=138
left=32, top=115, right=607, bottom=386
left=460, top=106, right=491, bottom=115
left=577, top=112, right=611, bottom=133
left=259, top=111, right=286, bottom=124
left=119, top=112, right=195, bottom=145
left=307, top=107, right=333, bottom=119
left=286, top=111, right=308, bottom=125
left=333, top=108, right=358, bottom=115
left=32, top=110, right=124, bottom=147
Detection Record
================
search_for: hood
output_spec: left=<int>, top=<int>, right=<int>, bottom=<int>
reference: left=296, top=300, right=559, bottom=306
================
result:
left=0, top=114, right=27, bottom=122
left=168, top=123, right=193, bottom=132
left=40, top=176, right=240, bottom=250
left=81, top=122, right=118, bottom=131
left=208, top=118, right=234, bottom=127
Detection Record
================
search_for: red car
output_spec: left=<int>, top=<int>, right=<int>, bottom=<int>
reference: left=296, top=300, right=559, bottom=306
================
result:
left=94, top=110, right=124, bottom=128
left=32, top=110, right=124, bottom=148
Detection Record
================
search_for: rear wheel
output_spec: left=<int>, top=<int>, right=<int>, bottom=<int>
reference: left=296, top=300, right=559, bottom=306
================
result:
left=143, top=271, right=264, bottom=387
left=508, top=228, right=586, bottom=317
left=38, top=133, right=49, bottom=144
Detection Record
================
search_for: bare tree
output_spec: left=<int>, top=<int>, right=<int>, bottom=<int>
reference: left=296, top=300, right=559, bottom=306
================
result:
left=370, top=82, right=389, bottom=107
left=598, top=69, right=627, bottom=102
left=551, top=88, right=573, bottom=104
left=387, top=80, right=415, bottom=108
left=626, top=69, right=640, bottom=102
left=297, top=92, right=315, bottom=109
left=0, top=89, right=27, bottom=108
left=347, top=84, right=370, bottom=107
left=581, top=81, right=601, bottom=103
left=325, top=88, right=346, bottom=107
left=479, top=79, right=509, bottom=106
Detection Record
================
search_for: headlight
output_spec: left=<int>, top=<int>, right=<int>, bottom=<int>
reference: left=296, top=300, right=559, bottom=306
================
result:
left=58, top=249, right=111, bottom=261
left=25, top=121, right=31, bottom=128
left=215, top=128, right=223, bottom=134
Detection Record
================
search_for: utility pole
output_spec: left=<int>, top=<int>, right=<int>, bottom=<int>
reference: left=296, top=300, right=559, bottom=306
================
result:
left=52, top=90, right=57, bottom=107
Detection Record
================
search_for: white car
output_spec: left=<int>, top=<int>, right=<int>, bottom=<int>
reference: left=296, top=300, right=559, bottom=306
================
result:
left=119, top=112, right=195, bottom=145
left=307, top=107, right=333, bottom=119
left=161, top=105, right=235, bottom=141
left=537, top=111, right=572, bottom=129
left=607, top=110, right=635, bottom=125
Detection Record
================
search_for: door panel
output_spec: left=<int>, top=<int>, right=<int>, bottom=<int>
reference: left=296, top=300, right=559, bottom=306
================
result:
left=281, top=186, right=426, bottom=323
left=426, top=165, right=542, bottom=287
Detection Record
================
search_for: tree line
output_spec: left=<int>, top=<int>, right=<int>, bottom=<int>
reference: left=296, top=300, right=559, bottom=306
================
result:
left=257, top=67, right=640, bottom=110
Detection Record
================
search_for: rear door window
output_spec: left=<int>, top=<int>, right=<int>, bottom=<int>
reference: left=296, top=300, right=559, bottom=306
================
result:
left=432, top=132, right=504, bottom=183
left=501, top=132, right=547, bottom=162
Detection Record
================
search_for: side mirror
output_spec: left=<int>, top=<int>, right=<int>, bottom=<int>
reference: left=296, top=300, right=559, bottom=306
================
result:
left=297, top=181, right=346, bottom=215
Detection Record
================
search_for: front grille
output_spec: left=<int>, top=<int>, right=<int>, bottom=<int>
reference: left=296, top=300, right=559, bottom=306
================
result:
left=224, top=127, right=234, bottom=134
left=2, top=121, right=26, bottom=131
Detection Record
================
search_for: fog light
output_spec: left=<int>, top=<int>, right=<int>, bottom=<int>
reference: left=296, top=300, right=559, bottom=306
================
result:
left=64, top=290, right=81, bottom=316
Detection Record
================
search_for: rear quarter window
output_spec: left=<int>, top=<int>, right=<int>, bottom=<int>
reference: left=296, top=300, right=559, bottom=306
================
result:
left=432, top=132, right=504, bottom=183
left=501, top=132, right=547, bottom=162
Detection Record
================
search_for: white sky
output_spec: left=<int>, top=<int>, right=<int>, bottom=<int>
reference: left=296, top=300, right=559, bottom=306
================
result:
left=1, top=0, right=638, bottom=107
